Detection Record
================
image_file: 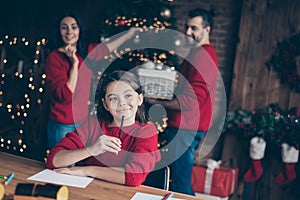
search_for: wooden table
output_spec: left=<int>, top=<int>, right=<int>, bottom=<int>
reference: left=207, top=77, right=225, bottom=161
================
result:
left=0, top=152, right=204, bottom=200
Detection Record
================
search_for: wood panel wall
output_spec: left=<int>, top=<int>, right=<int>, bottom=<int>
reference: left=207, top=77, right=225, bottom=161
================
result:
left=229, top=0, right=300, bottom=111
left=223, top=1, right=300, bottom=200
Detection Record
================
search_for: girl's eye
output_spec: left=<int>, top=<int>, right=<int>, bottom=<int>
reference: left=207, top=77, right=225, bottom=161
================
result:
left=109, top=97, right=118, bottom=102
left=125, top=94, right=132, bottom=98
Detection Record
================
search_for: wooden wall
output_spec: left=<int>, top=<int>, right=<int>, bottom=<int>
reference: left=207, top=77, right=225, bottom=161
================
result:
left=223, top=1, right=300, bottom=200
left=229, top=0, right=300, bottom=111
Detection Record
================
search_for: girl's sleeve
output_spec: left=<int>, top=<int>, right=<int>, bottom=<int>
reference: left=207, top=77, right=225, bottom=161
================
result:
left=124, top=124, right=161, bottom=187
left=46, top=132, right=85, bottom=169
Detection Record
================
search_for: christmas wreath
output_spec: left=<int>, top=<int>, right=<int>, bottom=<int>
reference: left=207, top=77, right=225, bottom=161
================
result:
left=269, top=33, right=300, bottom=93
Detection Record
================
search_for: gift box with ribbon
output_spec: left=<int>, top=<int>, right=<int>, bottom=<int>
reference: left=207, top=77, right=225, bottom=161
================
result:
left=191, top=159, right=239, bottom=197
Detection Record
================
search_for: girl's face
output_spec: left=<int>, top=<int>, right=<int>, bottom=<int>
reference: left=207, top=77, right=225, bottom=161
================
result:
left=102, top=81, right=143, bottom=126
left=60, top=16, right=80, bottom=46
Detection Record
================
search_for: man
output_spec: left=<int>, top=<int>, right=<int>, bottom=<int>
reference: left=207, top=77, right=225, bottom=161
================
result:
left=146, top=8, right=218, bottom=195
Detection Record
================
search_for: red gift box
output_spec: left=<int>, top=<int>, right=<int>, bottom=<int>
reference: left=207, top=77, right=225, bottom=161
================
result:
left=191, top=165, right=238, bottom=197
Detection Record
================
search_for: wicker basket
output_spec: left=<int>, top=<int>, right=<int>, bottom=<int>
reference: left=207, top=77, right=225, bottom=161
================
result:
left=137, top=68, right=177, bottom=100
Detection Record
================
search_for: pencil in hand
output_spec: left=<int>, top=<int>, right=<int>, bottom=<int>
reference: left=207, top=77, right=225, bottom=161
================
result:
left=119, top=115, right=125, bottom=138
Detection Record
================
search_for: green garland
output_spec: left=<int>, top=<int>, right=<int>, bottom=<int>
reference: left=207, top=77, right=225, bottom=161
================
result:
left=224, top=104, right=300, bottom=149
left=269, top=33, right=300, bottom=93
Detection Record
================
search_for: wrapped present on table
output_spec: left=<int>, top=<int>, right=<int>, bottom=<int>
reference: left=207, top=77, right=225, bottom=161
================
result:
left=191, top=159, right=239, bottom=198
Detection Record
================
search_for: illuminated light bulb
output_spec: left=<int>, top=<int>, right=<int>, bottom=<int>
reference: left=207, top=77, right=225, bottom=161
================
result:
left=20, top=149, right=24, bottom=152
left=0, top=40, right=3, bottom=44
left=24, top=94, right=28, bottom=98
left=15, top=72, right=19, bottom=76
left=28, top=83, right=32, bottom=88
left=25, top=41, right=29, bottom=46
left=3, top=59, right=7, bottom=63
left=1, top=73, right=5, bottom=77
left=19, top=130, right=23, bottom=134
left=23, top=144, right=27, bottom=149
left=13, top=146, right=16, bottom=150
left=36, top=50, right=40, bottom=55
left=41, top=80, right=45, bottom=85
left=22, top=37, right=26, bottom=42
left=42, top=74, right=46, bottom=79
left=23, top=113, right=27, bottom=117
left=19, top=74, right=23, bottom=79
left=0, top=103, right=2, bottom=107
left=0, top=90, right=2, bottom=95
left=39, top=88, right=43, bottom=93
left=7, top=104, right=12, bottom=109
left=18, top=139, right=22, bottom=145
left=21, top=120, right=25, bottom=125
left=11, top=115, right=15, bottom=119
left=29, top=77, right=33, bottom=81
left=17, top=112, right=21, bottom=116
left=7, top=140, right=11, bottom=144
left=34, top=59, right=38, bottom=64
left=37, top=99, right=41, bottom=104
left=26, top=98, right=30, bottom=103
left=21, top=105, right=25, bottom=109
left=1, top=144, right=3, bottom=147
left=0, top=138, right=4, bottom=142
left=36, top=41, right=41, bottom=46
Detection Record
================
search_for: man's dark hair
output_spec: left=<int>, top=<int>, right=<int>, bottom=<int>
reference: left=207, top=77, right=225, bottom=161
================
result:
left=188, top=8, right=215, bottom=32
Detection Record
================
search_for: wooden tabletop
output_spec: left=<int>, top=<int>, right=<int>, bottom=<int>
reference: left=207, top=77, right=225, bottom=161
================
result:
left=0, top=152, right=204, bottom=200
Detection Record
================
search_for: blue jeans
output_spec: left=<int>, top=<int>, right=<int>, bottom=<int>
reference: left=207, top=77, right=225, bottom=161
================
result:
left=165, top=127, right=204, bottom=195
left=47, top=119, right=81, bottom=149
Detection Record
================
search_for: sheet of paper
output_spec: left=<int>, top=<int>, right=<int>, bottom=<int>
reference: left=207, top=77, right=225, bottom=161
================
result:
left=130, top=192, right=184, bottom=200
left=27, top=169, right=94, bottom=188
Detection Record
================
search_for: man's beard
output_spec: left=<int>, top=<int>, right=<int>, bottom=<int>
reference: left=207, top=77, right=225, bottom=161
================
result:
left=185, top=35, right=198, bottom=46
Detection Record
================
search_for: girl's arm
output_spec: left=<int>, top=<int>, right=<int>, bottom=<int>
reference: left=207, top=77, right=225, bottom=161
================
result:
left=52, top=148, right=91, bottom=167
left=54, top=166, right=125, bottom=185
left=50, top=134, right=122, bottom=168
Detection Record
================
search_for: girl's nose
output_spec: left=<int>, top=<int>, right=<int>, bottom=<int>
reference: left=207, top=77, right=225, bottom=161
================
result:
left=119, top=97, right=126, bottom=106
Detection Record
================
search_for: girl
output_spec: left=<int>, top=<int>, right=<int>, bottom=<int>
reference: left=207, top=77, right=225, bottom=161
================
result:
left=46, top=70, right=161, bottom=187
left=45, top=11, right=137, bottom=149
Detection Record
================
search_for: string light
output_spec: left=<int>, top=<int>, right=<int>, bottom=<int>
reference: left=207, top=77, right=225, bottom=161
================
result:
left=0, top=35, right=47, bottom=154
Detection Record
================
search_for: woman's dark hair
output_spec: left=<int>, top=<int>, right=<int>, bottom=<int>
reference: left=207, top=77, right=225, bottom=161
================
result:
left=188, top=8, right=215, bottom=32
left=96, top=70, right=149, bottom=124
left=51, top=10, right=88, bottom=58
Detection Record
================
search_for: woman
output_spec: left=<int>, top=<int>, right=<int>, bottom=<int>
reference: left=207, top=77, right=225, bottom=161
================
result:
left=46, top=11, right=136, bottom=149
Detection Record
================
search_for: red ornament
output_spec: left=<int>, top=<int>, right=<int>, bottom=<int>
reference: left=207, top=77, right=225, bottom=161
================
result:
left=119, top=20, right=126, bottom=26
